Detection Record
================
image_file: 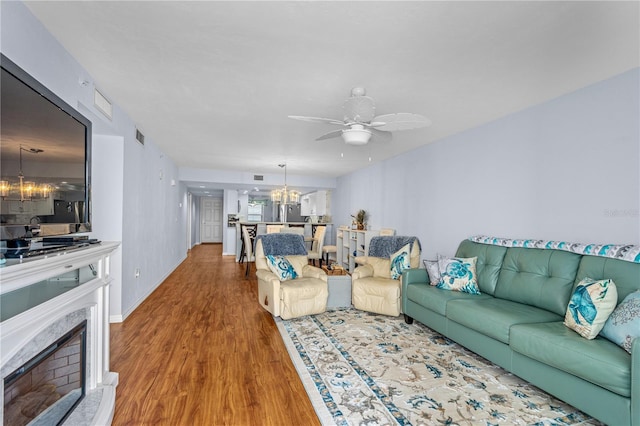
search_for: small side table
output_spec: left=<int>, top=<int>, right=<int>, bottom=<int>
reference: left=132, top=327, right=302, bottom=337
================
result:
left=326, top=274, right=352, bottom=308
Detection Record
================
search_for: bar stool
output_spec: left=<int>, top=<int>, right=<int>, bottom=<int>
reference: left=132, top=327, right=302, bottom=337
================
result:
left=322, top=244, right=337, bottom=266
left=239, top=224, right=257, bottom=263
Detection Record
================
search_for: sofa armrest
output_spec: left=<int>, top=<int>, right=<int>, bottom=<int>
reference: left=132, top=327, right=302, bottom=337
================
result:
left=402, top=268, right=428, bottom=286
left=353, top=264, right=374, bottom=280
left=302, top=265, right=328, bottom=282
left=401, top=268, right=428, bottom=312
left=632, top=338, right=639, bottom=426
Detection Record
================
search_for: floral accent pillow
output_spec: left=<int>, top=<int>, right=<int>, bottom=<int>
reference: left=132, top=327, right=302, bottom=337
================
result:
left=600, top=290, right=640, bottom=353
left=564, top=277, right=618, bottom=339
left=390, top=244, right=411, bottom=280
left=423, top=259, right=440, bottom=286
left=436, top=255, right=480, bottom=295
left=266, top=255, right=298, bottom=281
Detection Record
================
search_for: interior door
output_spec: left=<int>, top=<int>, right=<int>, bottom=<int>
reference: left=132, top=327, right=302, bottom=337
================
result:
left=201, top=197, right=223, bottom=243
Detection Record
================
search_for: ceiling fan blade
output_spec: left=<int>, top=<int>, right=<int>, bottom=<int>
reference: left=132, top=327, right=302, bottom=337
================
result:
left=372, top=113, right=432, bottom=132
left=315, top=129, right=344, bottom=141
left=371, top=129, right=392, bottom=143
left=343, top=95, right=376, bottom=123
left=288, top=115, right=345, bottom=126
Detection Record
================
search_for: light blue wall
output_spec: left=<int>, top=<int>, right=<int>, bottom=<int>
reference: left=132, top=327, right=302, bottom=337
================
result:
left=1, top=2, right=188, bottom=320
left=334, top=69, right=640, bottom=258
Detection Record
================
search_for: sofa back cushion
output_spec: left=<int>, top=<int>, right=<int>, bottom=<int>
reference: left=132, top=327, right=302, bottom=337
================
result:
left=575, top=255, right=640, bottom=302
left=494, top=247, right=581, bottom=315
left=455, top=240, right=508, bottom=295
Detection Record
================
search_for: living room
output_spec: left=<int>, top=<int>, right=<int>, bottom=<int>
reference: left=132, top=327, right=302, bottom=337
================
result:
left=1, top=1, right=638, bottom=425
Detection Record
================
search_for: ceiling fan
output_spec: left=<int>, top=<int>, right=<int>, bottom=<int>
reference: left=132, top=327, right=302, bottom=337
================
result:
left=288, top=87, right=431, bottom=145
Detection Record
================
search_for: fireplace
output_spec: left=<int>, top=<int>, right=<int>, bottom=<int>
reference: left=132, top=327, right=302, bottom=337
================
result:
left=3, top=321, right=86, bottom=426
left=1, top=242, right=119, bottom=425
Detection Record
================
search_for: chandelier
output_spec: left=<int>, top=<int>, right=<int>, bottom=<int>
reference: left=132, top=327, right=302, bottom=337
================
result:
left=0, top=145, right=52, bottom=201
left=270, top=163, right=300, bottom=204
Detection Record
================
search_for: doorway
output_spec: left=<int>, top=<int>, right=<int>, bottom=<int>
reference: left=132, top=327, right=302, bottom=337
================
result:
left=200, top=197, right=223, bottom=243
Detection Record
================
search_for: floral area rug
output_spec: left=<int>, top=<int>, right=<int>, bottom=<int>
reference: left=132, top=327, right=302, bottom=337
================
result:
left=276, top=308, right=601, bottom=426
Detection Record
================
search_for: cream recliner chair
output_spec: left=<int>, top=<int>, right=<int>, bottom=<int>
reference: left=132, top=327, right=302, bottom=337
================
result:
left=352, top=236, right=421, bottom=316
left=255, top=233, right=328, bottom=320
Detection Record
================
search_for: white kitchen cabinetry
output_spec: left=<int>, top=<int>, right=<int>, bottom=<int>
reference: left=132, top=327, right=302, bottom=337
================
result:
left=300, top=190, right=327, bottom=216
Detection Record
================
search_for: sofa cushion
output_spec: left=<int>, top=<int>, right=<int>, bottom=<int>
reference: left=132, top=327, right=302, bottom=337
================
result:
left=405, top=283, right=492, bottom=316
left=494, top=247, right=581, bottom=315
left=600, top=290, right=640, bottom=353
left=564, top=277, right=618, bottom=339
left=436, top=255, right=480, bottom=295
left=446, top=298, right=561, bottom=344
left=575, top=255, right=640, bottom=301
left=510, top=321, right=631, bottom=397
left=455, top=240, right=508, bottom=295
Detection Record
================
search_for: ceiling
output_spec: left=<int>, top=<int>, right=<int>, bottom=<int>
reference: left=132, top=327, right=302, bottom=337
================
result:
left=23, top=1, right=639, bottom=190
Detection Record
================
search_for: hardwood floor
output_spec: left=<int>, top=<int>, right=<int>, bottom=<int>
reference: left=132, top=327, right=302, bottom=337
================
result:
left=110, top=244, right=320, bottom=426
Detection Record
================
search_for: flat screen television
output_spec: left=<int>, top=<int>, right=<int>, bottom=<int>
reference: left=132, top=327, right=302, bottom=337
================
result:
left=1, top=54, right=92, bottom=247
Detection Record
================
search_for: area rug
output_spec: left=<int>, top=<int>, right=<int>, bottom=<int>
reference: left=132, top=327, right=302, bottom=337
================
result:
left=276, top=308, right=601, bottom=426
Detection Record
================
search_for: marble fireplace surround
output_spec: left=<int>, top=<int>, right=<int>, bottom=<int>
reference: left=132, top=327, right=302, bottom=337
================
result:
left=0, top=242, right=120, bottom=425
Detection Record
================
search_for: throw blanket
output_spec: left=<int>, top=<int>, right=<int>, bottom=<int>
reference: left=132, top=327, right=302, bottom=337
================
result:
left=258, top=234, right=307, bottom=256
left=368, top=236, right=421, bottom=258
left=470, top=235, right=640, bottom=264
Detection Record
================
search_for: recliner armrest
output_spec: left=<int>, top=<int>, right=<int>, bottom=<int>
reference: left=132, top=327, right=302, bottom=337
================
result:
left=302, top=265, right=328, bottom=282
left=256, top=269, right=280, bottom=284
left=353, top=264, right=374, bottom=280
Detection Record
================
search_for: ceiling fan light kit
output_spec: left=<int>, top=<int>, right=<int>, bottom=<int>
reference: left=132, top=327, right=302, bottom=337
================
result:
left=289, top=87, right=431, bottom=146
left=342, top=126, right=372, bottom=145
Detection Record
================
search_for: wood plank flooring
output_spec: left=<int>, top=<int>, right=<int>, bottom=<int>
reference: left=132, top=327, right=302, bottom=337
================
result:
left=110, top=244, right=320, bottom=426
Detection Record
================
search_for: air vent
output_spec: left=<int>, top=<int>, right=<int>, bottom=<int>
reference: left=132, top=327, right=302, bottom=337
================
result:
left=135, top=129, right=145, bottom=145
left=253, top=175, right=264, bottom=181
left=94, top=89, right=112, bottom=120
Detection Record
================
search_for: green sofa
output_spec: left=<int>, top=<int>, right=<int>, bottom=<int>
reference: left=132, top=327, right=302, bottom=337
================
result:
left=402, top=239, right=639, bottom=426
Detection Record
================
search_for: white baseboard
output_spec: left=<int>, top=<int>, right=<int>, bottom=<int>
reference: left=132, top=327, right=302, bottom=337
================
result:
left=118, top=254, right=187, bottom=322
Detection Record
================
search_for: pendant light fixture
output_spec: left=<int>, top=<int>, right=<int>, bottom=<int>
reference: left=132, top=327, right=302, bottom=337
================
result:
left=270, top=163, right=299, bottom=204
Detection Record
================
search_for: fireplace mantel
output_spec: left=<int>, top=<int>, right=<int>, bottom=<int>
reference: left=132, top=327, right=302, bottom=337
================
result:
left=1, top=242, right=120, bottom=425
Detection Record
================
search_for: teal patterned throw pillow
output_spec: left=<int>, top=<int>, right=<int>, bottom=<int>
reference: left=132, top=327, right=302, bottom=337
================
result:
left=436, top=255, right=480, bottom=295
left=564, top=277, right=618, bottom=340
left=600, top=290, right=640, bottom=353
left=266, top=255, right=298, bottom=281
left=390, top=244, right=411, bottom=280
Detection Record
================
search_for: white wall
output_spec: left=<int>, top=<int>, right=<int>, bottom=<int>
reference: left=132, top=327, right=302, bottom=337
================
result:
left=334, top=68, right=640, bottom=258
left=2, top=1, right=188, bottom=321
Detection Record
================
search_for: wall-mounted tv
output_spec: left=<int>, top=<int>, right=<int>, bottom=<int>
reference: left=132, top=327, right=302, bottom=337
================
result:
left=1, top=54, right=92, bottom=245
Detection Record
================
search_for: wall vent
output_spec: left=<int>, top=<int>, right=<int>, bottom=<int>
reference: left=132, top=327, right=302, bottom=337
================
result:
left=93, top=89, right=112, bottom=120
left=135, top=129, right=145, bottom=145
left=253, top=175, right=264, bottom=181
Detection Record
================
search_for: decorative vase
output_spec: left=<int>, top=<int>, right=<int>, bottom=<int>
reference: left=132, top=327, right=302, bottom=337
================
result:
left=357, top=223, right=364, bottom=230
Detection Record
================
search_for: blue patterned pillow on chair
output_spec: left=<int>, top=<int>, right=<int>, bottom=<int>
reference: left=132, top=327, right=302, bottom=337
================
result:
left=600, top=289, right=639, bottom=352
left=266, top=255, right=298, bottom=281
left=436, top=255, right=480, bottom=295
left=390, top=244, right=411, bottom=280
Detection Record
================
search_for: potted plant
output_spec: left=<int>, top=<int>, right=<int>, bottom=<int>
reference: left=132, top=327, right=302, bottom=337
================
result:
left=351, top=209, right=367, bottom=230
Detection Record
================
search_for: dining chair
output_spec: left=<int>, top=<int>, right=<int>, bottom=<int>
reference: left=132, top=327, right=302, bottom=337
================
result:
left=306, top=225, right=326, bottom=267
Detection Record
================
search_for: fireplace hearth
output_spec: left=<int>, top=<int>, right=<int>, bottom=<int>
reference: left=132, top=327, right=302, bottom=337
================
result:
left=4, top=321, right=86, bottom=426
